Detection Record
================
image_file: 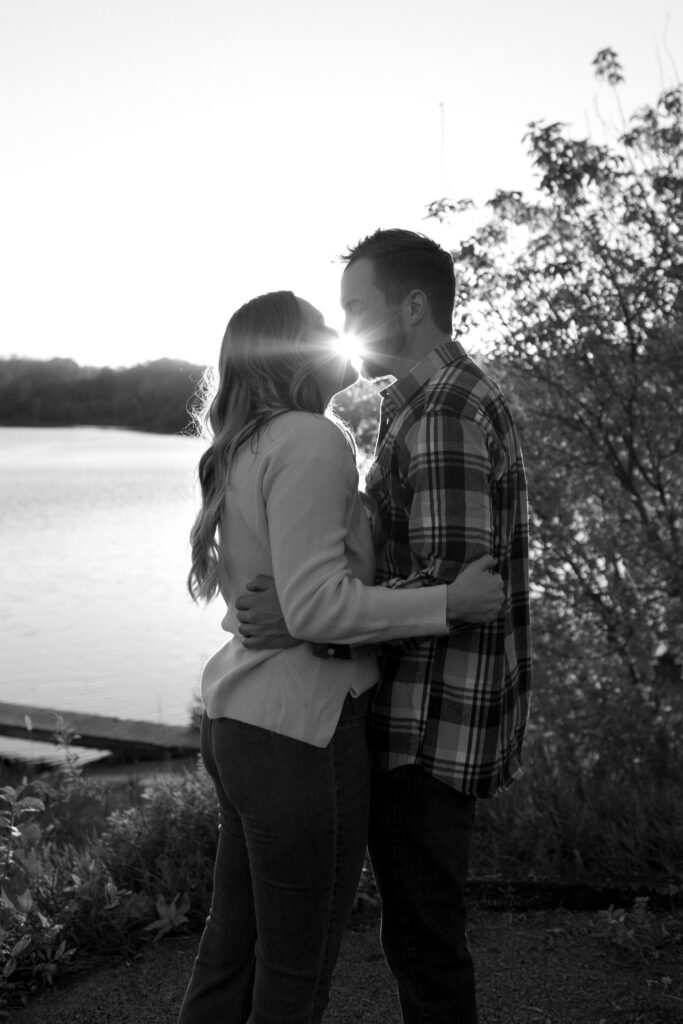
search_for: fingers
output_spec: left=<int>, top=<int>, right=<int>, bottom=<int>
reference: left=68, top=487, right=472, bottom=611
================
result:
left=473, top=554, right=498, bottom=571
left=474, top=599, right=504, bottom=623
left=246, top=574, right=274, bottom=592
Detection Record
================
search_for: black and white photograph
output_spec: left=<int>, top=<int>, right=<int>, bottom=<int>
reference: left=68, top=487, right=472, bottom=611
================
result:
left=1, top=1, right=682, bottom=1021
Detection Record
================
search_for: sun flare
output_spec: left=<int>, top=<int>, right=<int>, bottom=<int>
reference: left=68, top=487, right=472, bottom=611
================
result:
left=332, top=332, right=364, bottom=369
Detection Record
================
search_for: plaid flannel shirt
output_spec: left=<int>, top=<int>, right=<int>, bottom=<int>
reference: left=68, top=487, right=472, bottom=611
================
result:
left=365, top=342, right=531, bottom=798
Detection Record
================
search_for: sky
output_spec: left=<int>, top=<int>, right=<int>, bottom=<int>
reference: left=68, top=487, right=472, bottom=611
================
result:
left=1, top=0, right=681, bottom=369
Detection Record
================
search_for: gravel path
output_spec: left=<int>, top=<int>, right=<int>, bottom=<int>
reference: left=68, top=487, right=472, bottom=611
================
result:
left=11, top=906, right=683, bottom=1024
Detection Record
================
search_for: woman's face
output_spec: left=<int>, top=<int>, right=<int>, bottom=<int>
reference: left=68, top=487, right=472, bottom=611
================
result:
left=297, top=298, right=359, bottom=399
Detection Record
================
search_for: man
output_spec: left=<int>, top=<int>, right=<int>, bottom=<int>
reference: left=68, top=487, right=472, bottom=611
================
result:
left=237, top=229, right=531, bottom=1023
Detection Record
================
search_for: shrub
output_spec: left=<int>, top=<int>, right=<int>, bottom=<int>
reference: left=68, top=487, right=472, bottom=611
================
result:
left=0, top=756, right=217, bottom=1013
left=0, top=782, right=77, bottom=1005
left=100, top=768, right=217, bottom=924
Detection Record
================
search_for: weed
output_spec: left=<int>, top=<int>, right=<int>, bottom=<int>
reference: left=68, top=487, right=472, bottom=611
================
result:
left=593, top=897, right=683, bottom=960
left=144, top=893, right=191, bottom=942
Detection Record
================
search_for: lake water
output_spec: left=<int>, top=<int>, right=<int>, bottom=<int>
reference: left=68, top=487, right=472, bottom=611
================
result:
left=0, top=427, right=227, bottom=762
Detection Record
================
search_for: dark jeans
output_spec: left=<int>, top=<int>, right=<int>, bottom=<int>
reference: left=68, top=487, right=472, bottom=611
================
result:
left=368, top=765, right=478, bottom=1024
left=178, top=691, right=372, bottom=1024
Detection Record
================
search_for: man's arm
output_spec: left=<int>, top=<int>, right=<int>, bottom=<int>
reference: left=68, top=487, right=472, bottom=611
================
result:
left=234, top=575, right=300, bottom=650
left=235, top=576, right=369, bottom=658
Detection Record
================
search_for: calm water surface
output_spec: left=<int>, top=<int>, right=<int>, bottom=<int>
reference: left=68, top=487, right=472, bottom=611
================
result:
left=0, top=427, right=227, bottom=758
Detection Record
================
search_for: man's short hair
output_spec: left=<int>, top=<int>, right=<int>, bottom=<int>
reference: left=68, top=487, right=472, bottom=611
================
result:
left=341, top=228, right=456, bottom=334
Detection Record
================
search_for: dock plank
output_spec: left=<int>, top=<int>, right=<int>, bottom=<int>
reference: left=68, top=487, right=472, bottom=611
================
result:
left=0, top=702, right=200, bottom=760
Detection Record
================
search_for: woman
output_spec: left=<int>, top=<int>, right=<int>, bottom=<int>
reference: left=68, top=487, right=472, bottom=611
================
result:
left=179, top=291, right=502, bottom=1024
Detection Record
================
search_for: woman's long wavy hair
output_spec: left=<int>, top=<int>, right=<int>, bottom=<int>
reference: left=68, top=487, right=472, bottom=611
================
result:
left=187, top=290, right=331, bottom=603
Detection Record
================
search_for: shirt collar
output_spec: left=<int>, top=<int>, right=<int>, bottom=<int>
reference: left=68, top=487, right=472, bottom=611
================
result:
left=379, top=341, right=468, bottom=413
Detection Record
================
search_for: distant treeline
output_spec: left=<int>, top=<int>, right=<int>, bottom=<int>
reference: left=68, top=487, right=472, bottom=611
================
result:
left=0, top=357, right=207, bottom=434
left=0, top=356, right=383, bottom=441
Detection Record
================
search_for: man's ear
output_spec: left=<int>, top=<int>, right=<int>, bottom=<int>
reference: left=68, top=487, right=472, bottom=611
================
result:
left=404, top=289, right=428, bottom=325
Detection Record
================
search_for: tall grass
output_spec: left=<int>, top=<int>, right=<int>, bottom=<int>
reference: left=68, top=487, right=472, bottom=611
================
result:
left=471, top=729, right=683, bottom=886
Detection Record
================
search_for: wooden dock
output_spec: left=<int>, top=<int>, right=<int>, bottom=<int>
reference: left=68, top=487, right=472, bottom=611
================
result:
left=0, top=702, right=200, bottom=761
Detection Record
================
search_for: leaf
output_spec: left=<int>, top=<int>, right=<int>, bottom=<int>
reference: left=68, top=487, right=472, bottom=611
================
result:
left=3, top=958, right=17, bottom=980
left=15, top=848, right=42, bottom=879
left=143, top=893, right=190, bottom=942
left=16, top=797, right=45, bottom=814
left=18, top=822, right=42, bottom=844
left=3, top=868, right=29, bottom=897
left=0, top=905, right=15, bottom=934
left=3, top=880, right=32, bottom=914
left=10, top=934, right=31, bottom=959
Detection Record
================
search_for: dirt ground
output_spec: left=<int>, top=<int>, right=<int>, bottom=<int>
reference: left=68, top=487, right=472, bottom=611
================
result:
left=10, top=905, right=683, bottom=1024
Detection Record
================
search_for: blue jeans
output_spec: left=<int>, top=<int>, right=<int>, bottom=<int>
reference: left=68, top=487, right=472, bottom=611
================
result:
left=178, top=690, right=372, bottom=1024
left=368, top=765, right=478, bottom=1024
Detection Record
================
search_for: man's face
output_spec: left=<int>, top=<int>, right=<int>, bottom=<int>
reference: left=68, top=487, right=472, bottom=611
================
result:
left=340, top=258, right=407, bottom=379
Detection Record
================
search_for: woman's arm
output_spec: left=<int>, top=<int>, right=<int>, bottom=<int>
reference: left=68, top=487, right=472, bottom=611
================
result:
left=236, top=555, right=503, bottom=649
left=259, top=421, right=501, bottom=646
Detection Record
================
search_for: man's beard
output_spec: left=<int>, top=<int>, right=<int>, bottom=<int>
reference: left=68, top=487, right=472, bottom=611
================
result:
left=359, top=316, right=409, bottom=380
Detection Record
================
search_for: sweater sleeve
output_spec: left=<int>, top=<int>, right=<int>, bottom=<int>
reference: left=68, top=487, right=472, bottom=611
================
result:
left=261, top=419, right=448, bottom=645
